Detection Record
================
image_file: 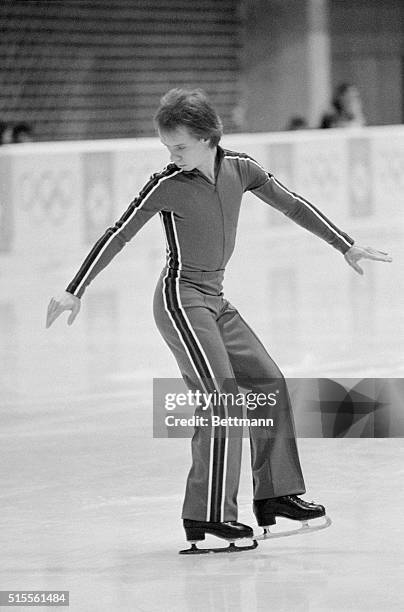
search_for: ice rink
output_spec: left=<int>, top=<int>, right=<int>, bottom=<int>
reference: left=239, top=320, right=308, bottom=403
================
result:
left=1, top=130, right=404, bottom=611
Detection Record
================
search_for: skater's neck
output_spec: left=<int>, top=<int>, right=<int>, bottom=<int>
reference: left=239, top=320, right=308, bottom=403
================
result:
left=195, top=147, right=217, bottom=184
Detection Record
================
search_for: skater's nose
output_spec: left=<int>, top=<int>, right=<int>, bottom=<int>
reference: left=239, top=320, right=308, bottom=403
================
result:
left=171, top=153, right=182, bottom=164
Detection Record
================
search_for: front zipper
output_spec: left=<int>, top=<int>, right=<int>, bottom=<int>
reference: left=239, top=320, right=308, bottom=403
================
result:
left=216, top=188, right=226, bottom=269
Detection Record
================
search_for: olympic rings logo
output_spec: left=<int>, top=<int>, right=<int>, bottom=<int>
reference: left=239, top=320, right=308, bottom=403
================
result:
left=85, top=181, right=113, bottom=229
left=19, top=170, right=73, bottom=225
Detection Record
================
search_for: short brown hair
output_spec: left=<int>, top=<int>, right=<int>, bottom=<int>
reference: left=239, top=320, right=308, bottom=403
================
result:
left=154, top=88, right=223, bottom=147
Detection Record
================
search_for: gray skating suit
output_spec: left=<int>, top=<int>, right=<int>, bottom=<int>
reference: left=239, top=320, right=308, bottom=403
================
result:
left=66, top=146, right=354, bottom=522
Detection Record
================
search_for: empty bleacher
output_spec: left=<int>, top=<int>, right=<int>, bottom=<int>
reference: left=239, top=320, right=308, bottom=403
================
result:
left=0, top=0, right=241, bottom=140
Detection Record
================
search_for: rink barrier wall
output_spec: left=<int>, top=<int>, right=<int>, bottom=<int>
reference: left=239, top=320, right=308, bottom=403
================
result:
left=1, top=127, right=402, bottom=437
left=1, top=125, right=403, bottom=258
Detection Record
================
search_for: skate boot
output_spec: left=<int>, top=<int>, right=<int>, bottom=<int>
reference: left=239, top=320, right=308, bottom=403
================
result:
left=253, top=495, right=331, bottom=541
left=179, top=519, right=258, bottom=554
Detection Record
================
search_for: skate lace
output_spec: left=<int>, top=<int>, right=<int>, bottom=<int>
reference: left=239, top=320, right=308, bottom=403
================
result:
left=288, top=495, right=316, bottom=507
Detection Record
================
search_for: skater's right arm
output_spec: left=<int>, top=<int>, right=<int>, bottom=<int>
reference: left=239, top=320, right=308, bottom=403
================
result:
left=66, top=170, right=176, bottom=299
left=46, top=165, right=178, bottom=327
left=73, top=167, right=178, bottom=299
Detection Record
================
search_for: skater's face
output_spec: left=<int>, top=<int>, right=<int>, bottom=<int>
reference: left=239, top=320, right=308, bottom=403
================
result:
left=159, top=126, right=213, bottom=173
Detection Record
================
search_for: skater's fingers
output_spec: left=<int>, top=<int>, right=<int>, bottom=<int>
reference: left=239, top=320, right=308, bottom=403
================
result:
left=347, top=259, right=364, bottom=275
left=364, top=249, right=392, bottom=262
left=46, top=301, right=56, bottom=328
left=46, top=309, right=58, bottom=328
left=67, top=301, right=81, bottom=326
left=46, top=301, right=67, bottom=328
left=49, top=297, right=66, bottom=312
left=366, top=247, right=389, bottom=256
left=48, top=298, right=57, bottom=312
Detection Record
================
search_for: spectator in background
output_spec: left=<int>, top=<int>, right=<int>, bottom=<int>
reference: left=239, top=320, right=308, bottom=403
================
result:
left=0, top=121, right=13, bottom=145
left=320, top=83, right=365, bottom=129
left=286, top=116, right=308, bottom=131
left=0, top=121, right=34, bottom=144
left=12, top=122, right=34, bottom=143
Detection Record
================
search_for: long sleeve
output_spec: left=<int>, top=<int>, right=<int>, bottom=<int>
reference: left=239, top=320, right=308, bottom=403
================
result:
left=243, top=156, right=354, bottom=255
left=66, top=165, right=179, bottom=298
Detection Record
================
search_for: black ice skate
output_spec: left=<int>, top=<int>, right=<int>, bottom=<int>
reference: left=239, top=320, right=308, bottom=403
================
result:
left=179, top=519, right=258, bottom=554
left=253, top=495, right=332, bottom=541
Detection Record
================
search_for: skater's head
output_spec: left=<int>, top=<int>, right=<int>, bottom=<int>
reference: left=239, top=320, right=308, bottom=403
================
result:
left=155, top=88, right=223, bottom=171
left=155, top=88, right=222, bottom=148
left=155, top=89, right=223, bottom=170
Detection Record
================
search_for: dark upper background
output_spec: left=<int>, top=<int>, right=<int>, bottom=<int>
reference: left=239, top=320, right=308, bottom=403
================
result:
left=0, top=0, right=403, bottom=141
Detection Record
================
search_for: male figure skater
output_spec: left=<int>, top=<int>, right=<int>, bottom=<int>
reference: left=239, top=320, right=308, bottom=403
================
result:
left=47, top=89, right=391, bottom=552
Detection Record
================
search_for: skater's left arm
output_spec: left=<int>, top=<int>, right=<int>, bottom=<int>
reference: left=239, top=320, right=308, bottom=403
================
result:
left=242, top=157, right=392, bottom=270
left=249, top=168, right=353, bottom=254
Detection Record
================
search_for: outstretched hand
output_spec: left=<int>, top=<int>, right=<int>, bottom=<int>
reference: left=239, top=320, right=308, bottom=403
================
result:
left=46, top=291, right=81, bottom=328
left=344, top=245, right=392, bottom=275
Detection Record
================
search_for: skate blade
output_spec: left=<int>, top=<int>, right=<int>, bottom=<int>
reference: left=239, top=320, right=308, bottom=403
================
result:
left=254, top=515, right=332, bottom=541
left=179, top=539, right=258, bottom=555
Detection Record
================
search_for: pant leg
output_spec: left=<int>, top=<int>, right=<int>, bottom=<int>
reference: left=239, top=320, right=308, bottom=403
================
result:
left=217, top=301, right=306, bottom=500
left=153, top=274, right=243, bottom=522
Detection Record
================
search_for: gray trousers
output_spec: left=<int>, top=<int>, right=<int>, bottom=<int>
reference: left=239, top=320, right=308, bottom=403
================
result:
left=153, top=267, right=305, bottom=522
